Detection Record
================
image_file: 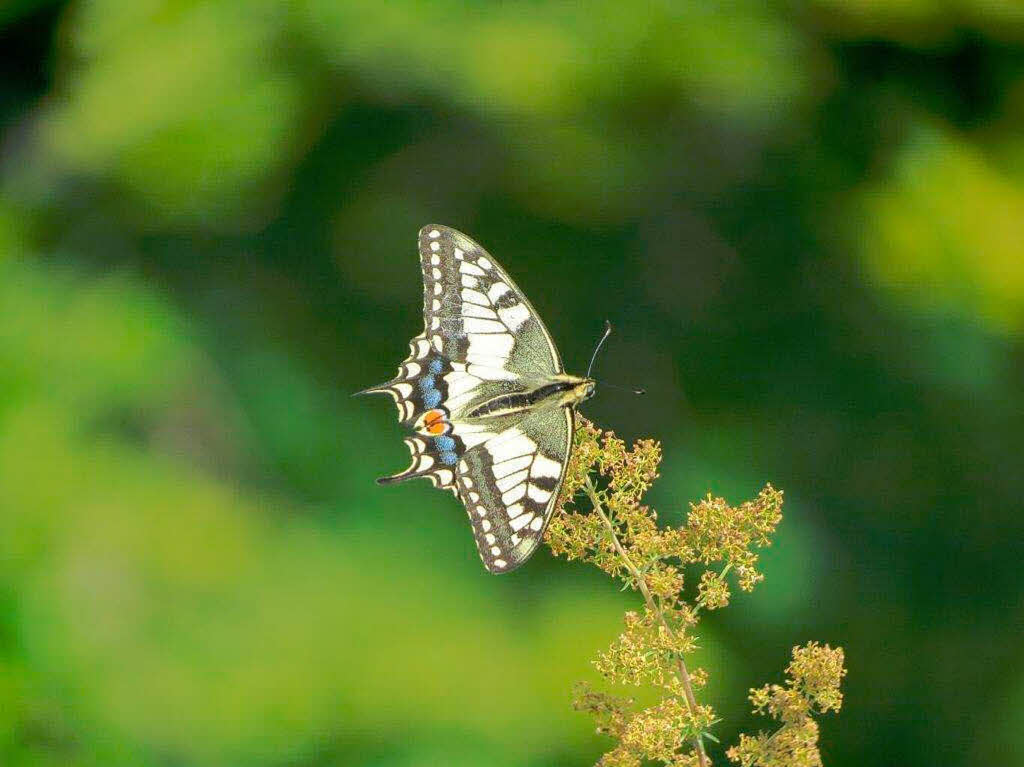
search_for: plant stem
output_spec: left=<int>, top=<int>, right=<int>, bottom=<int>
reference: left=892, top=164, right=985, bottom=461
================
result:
left=584, top=475, right=710, bottom=767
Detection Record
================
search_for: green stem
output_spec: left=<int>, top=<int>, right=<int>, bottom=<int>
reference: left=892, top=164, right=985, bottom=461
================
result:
left=583, top=475, right=710, bottom=767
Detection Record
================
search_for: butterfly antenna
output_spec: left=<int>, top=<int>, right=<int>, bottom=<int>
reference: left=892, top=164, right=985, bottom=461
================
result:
left=586, top=320, right=614, bottom=378
left=586, top=321, right=645, bottom=395
left=604, top=382, right=646, bottom=395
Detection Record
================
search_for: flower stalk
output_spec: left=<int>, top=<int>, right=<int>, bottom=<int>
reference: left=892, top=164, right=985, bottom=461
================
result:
left=584, top=474, right=710, bottom=767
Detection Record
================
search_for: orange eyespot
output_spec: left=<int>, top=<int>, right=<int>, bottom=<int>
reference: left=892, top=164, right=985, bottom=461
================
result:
left=420, top=408, right=450, bottom=436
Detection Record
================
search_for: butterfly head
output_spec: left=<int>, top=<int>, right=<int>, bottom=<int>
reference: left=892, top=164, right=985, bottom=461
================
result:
left=563, top=376, right=596, bottom=406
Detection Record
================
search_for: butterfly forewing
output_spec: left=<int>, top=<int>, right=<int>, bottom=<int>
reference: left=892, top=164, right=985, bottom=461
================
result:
left=418, top=226, right=563, bottom=377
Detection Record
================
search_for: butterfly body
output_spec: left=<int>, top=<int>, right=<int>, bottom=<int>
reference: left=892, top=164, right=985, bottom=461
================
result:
left=361, top=225, right=593, bottom=573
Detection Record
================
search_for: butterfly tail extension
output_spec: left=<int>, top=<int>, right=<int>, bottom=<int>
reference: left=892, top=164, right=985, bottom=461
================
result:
left=353, top=381, right=399, bottom=397
left=376, top=437, right=460, bottom=489
left=377, top=470, right=434, bottom=485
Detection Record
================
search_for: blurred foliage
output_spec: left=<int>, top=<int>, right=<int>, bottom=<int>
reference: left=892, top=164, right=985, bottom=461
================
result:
left=1, top=1, right=1023, bottom=766
left=854, top=123, right=1024, bottom=332
left=0, top=255, right=629, bottom=765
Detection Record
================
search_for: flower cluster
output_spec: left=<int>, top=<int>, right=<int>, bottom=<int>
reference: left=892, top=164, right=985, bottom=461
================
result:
left=545, top=419, right=845, bottom=767
left=727, top=643, right=847, bottom=767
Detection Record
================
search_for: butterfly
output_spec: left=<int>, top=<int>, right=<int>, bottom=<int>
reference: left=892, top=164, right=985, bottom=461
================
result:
left=359, top=225, right=595, bottom=573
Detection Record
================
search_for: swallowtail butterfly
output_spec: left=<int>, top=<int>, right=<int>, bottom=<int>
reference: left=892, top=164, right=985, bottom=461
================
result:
left=360, top=225, right=595, bottom=573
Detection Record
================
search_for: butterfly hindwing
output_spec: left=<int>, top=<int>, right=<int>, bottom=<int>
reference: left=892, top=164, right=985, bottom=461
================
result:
left=364, top=225, right=561, bottom=423
left=361, top=344, right=469, bottom=487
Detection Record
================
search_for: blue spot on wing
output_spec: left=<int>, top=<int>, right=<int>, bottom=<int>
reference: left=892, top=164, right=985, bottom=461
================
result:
left=440, top=451, right=458, bottom=465
left=418, top=375, right=435, bottom=391
left=429, top=359, right=443, bottom=375
left=423, top=389, right=442, bottom=408
left=435, top=435, right=456, bottom=452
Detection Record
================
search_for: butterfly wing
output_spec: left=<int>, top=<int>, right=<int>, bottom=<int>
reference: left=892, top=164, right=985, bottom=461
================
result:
left=453, top=406, right=574, bottom=573
left=360, top=225, right=563, bottom=421
left=418, top=225, right=563, bottom=378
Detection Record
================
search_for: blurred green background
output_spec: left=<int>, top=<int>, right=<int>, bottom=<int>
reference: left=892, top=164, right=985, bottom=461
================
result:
left=2, top=1, right=1023, bottom=765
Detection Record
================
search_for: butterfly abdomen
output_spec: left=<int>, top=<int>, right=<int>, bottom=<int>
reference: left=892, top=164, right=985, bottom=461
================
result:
left=465, top=376, right=593, bottom=419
